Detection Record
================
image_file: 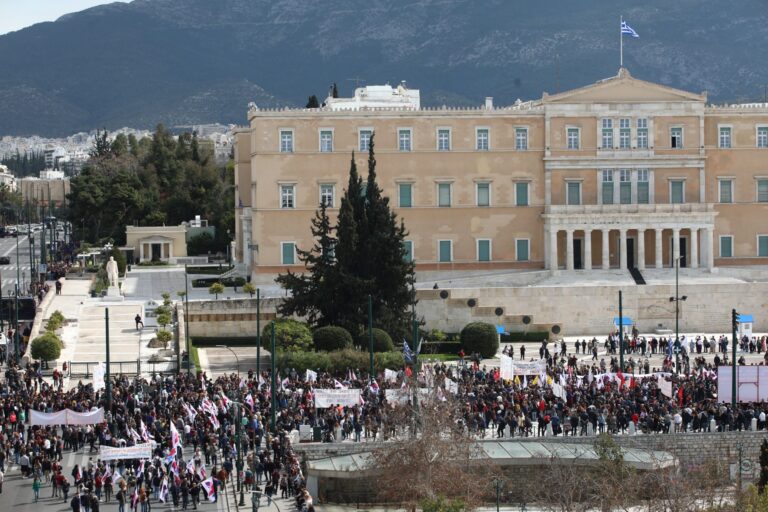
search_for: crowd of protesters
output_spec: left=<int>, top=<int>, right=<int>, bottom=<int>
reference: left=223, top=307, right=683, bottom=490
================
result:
left=0, top=329, right=767, bottom=508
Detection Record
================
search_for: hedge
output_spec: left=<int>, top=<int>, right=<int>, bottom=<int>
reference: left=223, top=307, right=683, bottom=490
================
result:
left=419, top=341, right=462, bottom=354
left=357, top=328, right=394, bottom=352
left=459, top=322, right=499, bottom=358
left=31, top=332, right=62, bottom=362
left=275, top=349, right=404, bottom=374
left=192, top=277, right=247, bottom=288
left=500, top=331, right=550, bottom=342
left=261, top=319, right=313, bottom=352
left=313, top=326, right=353, bottom=351
left=186, top=265, right=233, bottom=276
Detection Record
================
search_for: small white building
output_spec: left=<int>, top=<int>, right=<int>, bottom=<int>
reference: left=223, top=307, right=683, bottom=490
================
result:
left=324, top=82, right=420, bottom=110
left=0, top=164, right=16, bottom=191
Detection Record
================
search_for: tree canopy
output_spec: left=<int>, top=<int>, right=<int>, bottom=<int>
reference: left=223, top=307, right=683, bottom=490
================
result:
left=66, top=125, right=233, bottom=249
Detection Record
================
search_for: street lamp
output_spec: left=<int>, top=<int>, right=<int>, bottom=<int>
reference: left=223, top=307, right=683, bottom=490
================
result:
left=184, top=264, right=190, bottom=375
left=668, top=257, right=687, bottom=375
left=216, top=345, right=240, bottom=378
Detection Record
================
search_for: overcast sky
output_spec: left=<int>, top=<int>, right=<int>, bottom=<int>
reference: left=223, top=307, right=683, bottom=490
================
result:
left=0, top=0, right=131, bottom=35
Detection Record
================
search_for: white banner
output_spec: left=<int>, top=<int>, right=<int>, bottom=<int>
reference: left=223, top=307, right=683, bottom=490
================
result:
left=313, top=389, right=360, bottom=408
left=385, top=388, right=431, bottom=405
left=659, top=379, right=673, bottom=398
left=384, top=369, right=399, bottom=383
left=30, top=408, right=104, bottom=426
left=552, top=383, right=566, bottom=399
left=509, top=359, right=547, bottom=375
left=99, top=442, right=153, bottom=461
left=93, top=362, right=106, bottom=392
left=444, top=378, right=459, bottom=395
left=500, top=355, right=513, bottom=380
left=718, top=366, right=768, bottom=403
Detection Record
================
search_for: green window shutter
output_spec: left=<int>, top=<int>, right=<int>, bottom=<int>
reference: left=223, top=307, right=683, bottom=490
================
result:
left=282, top=243, right=295, bottom=265
left=759, top=236, right=768, bottom=257
left=477, top=240, right=490, bottom=262
left=671, top=181, right=684, bottom=204
left=620, top=182, right=632, bottom=204
left=567, top=182, right=580, bottom=205
left=516, top=239, right=529, bottom=262
left=720, top=237, right=732, bottom=258
left=439, top=241, right=452, bottom=262
left=637, top=182, right=649, bottom=204
left=602, top=182, right=614, bottom=204
left=719, top=180, right=732, bottom=203
left=399, top=184, right=412, bottom=208
left=758, top=180, right=768, bottom=202
left=438, top=184, right=451, bottom=207
left=477, top=183, right=490, bottom=206
left=516, top=182, right=529, bottom=206
left=403, top=241, right=413, bottom=262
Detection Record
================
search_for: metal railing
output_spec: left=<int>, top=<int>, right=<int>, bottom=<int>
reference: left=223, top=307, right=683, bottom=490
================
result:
left=67, top=359, right=179, bottom=377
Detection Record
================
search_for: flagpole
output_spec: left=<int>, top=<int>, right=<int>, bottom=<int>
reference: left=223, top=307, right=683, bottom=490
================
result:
left=620, top=15, right=623, bottom=68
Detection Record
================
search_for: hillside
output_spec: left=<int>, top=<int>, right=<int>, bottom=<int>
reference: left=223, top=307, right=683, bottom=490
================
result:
left=0, top=0, right=766, bottom=136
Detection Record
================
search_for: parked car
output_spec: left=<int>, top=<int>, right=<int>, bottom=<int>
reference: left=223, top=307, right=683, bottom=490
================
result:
left=0, top=257, right=9, bottom=265
left=5, top=227, right=17, bottom=237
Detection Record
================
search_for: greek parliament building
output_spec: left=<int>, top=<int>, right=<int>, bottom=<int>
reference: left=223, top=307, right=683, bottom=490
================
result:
left=233, top=69, right=768, bottom=281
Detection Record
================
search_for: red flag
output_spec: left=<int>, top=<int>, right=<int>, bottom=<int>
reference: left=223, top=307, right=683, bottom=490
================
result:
left=677, top=386, right=684, bottom=407
left=405, top=367, right=412, bottom=377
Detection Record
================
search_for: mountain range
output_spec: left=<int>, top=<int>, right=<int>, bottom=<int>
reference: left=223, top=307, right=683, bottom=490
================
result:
left=1, top=0, right=767, bottom=136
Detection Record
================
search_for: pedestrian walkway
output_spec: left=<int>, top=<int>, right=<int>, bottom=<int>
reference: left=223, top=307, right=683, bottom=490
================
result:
left=71, top=303, right=144, bottom=364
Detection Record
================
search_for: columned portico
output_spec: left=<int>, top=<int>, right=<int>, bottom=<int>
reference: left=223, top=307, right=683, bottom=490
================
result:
left=637, top=229, right=646, bottom=270
left=601, top=229, right=610, bottom=270
left=690, top=228, right=699, bottom=269
left=655, top=229, right=663, bottom=269
left=566, top=229, right=575, bottom=271
left=584, top=230, right=593, bottom=270
left=672, top=228, right=681, bottom=264
left=619, top=229, right=628, bottom=269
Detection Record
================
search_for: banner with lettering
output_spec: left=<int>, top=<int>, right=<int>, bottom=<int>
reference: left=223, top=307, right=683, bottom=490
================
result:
left=313, top=389, right=361, bottom=408
left=99, top=442, right=153, bottom=461
left=30, top=408, right=104, bottom=426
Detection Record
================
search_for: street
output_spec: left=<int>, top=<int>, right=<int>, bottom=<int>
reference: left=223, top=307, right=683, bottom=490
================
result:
left=0, top=235, right=35, bottom=296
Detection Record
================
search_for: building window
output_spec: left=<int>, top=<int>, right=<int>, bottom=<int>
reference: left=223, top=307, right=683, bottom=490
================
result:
left=280, top=185, right=295, bottom=209
left=403, top=240, right=414, bottom=262
left=758, top=127, right=768, bottom=148
left=398, top=129, right=412, bottom=152
left=601, top=119, right=613, bottom=149
left=398, top=183, right=412, bottom=208
left=476, top=128, right=489, bottom=151
left=567, top=128, right=580, bottom=150
left=280, top=130, right=294, bottom=153
left=670, top=127, right=683, bottom=149
left=637, top=169, right=650, bottom=204
left=637, top=118, right=648, bottom=149
left=758, top=236, right=768, bottom=257
left=619, top=169, right=632, bottom=204
left=516, top=239, right=530, bottom=262
left=719, top=236, right=733, bottom=258
left=319, top=130, right=333, bottom=153
left=619, top=118, right=631, bottom=149
left=718, top=179, right=733, bottom=204
left=437, top=129, right=451, bottom=151
left=476, top=182, right=490, bottom=207
left=515, top=128, right=528, bottom=150
left=515, top=182, right=529, bottom=206
left=758, top=179, right=768, bottom=202
left=670, top=180, right=685, bottom=204
left=281, top=242, right=296, bottom=265
left=438, top=240, right=452, bottom=262
left=719, top=127, right=732, bottom=148
left=319, top=184, right=335, bottom=207
left=477, top=239, right=491, bottom=262
left=566, top=181, right=581, bottom=205
left=359, top=129, right=373, bottom=152
left=601, top=170, right=614, bottom=204
left=438, top=183, right=452, bottom=207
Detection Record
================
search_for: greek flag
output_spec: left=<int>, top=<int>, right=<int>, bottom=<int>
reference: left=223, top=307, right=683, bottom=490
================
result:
left=402, top=339, right=414, bottom=364
left=621, top=21, right=639, bottom=38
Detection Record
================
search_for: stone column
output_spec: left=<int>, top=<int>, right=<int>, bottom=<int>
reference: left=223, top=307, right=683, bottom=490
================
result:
left=566, top=229, right=575, bottom=271
left=602, top=229, right=610, bottom=270
left=619, top=229, right=628, bottom=269
left=655, top=229, right=663, bottom=269
left=673, top=228, right=681, bottom=266
left=584, top=230, right=593, bottom=270
left=690, top=228, right=699, bottom=269
left=549, top=228, right=558, bottom=270
left=705, top=227, right=715, bottom=270
left=637, top=229, right=646, bottom=270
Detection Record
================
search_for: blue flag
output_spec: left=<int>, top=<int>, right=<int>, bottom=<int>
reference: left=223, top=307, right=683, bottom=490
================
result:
left=621, top=21, right=639, bottom=38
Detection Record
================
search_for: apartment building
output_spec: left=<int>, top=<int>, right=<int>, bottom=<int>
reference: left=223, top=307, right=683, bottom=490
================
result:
left=234, top=69, right=768, bottom=278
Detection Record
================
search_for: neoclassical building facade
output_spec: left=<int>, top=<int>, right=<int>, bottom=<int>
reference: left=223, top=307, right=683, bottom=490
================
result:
left=234, top=69, right=768, bottom=278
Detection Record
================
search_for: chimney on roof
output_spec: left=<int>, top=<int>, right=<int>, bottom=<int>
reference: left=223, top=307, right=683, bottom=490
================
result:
left=485, top=97, right=493, bottom=110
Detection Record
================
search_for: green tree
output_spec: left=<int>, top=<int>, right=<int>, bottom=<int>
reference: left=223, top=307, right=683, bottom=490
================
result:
left=242, top=282, right=256, bottom=297
left=459, top=322, right=499, bottom=358
left=208, top=282, right=224, bottom=299
left=261, top=319, right=313, bottom=352
left=156, top=329, right=173, bottom=349
left=157, top=311, right=172, bottom=329
left=305, top=95, right=320, bottom=108
left=90, top=129, right=112, bottom=158
left=313, top=326, right=353, bottom=352
left=759, top=439, right=768, bottom=492
left=187, top=232, right=216, bottom=256
left=31, top=332, right=62, bottom=363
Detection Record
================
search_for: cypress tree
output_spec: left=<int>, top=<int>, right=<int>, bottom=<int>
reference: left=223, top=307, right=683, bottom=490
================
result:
left=759, top=438, right=768, bottom=492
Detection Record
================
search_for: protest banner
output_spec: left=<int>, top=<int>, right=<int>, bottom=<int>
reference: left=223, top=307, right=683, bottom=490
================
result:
left=30, top=408, right=105, bottom=426
left=99, top=442, right=153, bottom=461
left=313, top=389, right=360, bottom=408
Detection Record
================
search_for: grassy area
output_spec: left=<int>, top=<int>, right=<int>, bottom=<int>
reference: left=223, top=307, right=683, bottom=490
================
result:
left=419, top=353, right=459, bottom=362
left=189, top=343, right=202, bottom=372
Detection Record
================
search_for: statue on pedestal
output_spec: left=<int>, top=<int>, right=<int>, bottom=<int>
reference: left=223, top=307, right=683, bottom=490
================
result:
left=106, top=256, right=119, bottom=288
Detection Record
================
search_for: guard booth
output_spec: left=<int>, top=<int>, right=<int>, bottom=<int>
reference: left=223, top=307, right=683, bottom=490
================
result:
left=613, top=317, right=634, bottom=337
left=738, top=314, right=754, bottom=338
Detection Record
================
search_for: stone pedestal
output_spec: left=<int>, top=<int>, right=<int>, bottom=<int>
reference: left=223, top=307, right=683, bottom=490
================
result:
left=710, top=419, right=717, bottom=432
left=752, top=418, right=758, bottom=431
left=103, top=286, right=124, bottom=302
left=586, top=423, right=594, bottom=436
left=628, top=422, right=636, bottom=435
left=545, top=423, right=553, bottom=437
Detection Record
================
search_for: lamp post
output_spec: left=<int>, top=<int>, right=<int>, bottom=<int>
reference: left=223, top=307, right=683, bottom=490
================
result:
left=270, top=321, right=276, bottom=433
left=256, top=288, right=261, bottom=375
left=216, top=345, right=240, bottom=378
left=668, top=257, right=687, bottom=375
left=367, top=294, right=374, bottom=383
left=105, top=308, right=112, bottom=412
left=184, top=264, right=190, bottom=375
left=732, top=308, right=739, bottom=411
left=13, top=283, right=19, bottom=365
left=618, top=290, right=624, bottom=371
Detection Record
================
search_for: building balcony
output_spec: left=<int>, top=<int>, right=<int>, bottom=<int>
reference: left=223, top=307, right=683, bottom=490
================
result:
left=545, top=203, right=715, bottom=215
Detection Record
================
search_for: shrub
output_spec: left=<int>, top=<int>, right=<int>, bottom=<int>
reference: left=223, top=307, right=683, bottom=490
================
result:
left=242, top=282, right=256, bottom=297
left=459, top=322, right=499, bottom=358
left=313, top=326, right=353, bottom=351
left=31, top=332, right=62, bottom=362
left=208, top=282, right=225, bottom=299
left=156, top=329, right=173, bottom=349
left=46, top=310, right=66, bottom=332
left=275, top=349, right=403, bottom=373
left=358, top=328, right=394, bottom=352
left=187, top=232, right=217, bottom=256
left=428, top=328, right=448, bottom=342
left=157, top=312, right=172, bottom=328
left=261, top=319, right=313, bottom=352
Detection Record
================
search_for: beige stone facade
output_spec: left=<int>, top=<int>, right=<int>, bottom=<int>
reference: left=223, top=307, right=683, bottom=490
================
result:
left=235, top=69, right=768, bottom=278
left=125, top=225, right=188, bottom=263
